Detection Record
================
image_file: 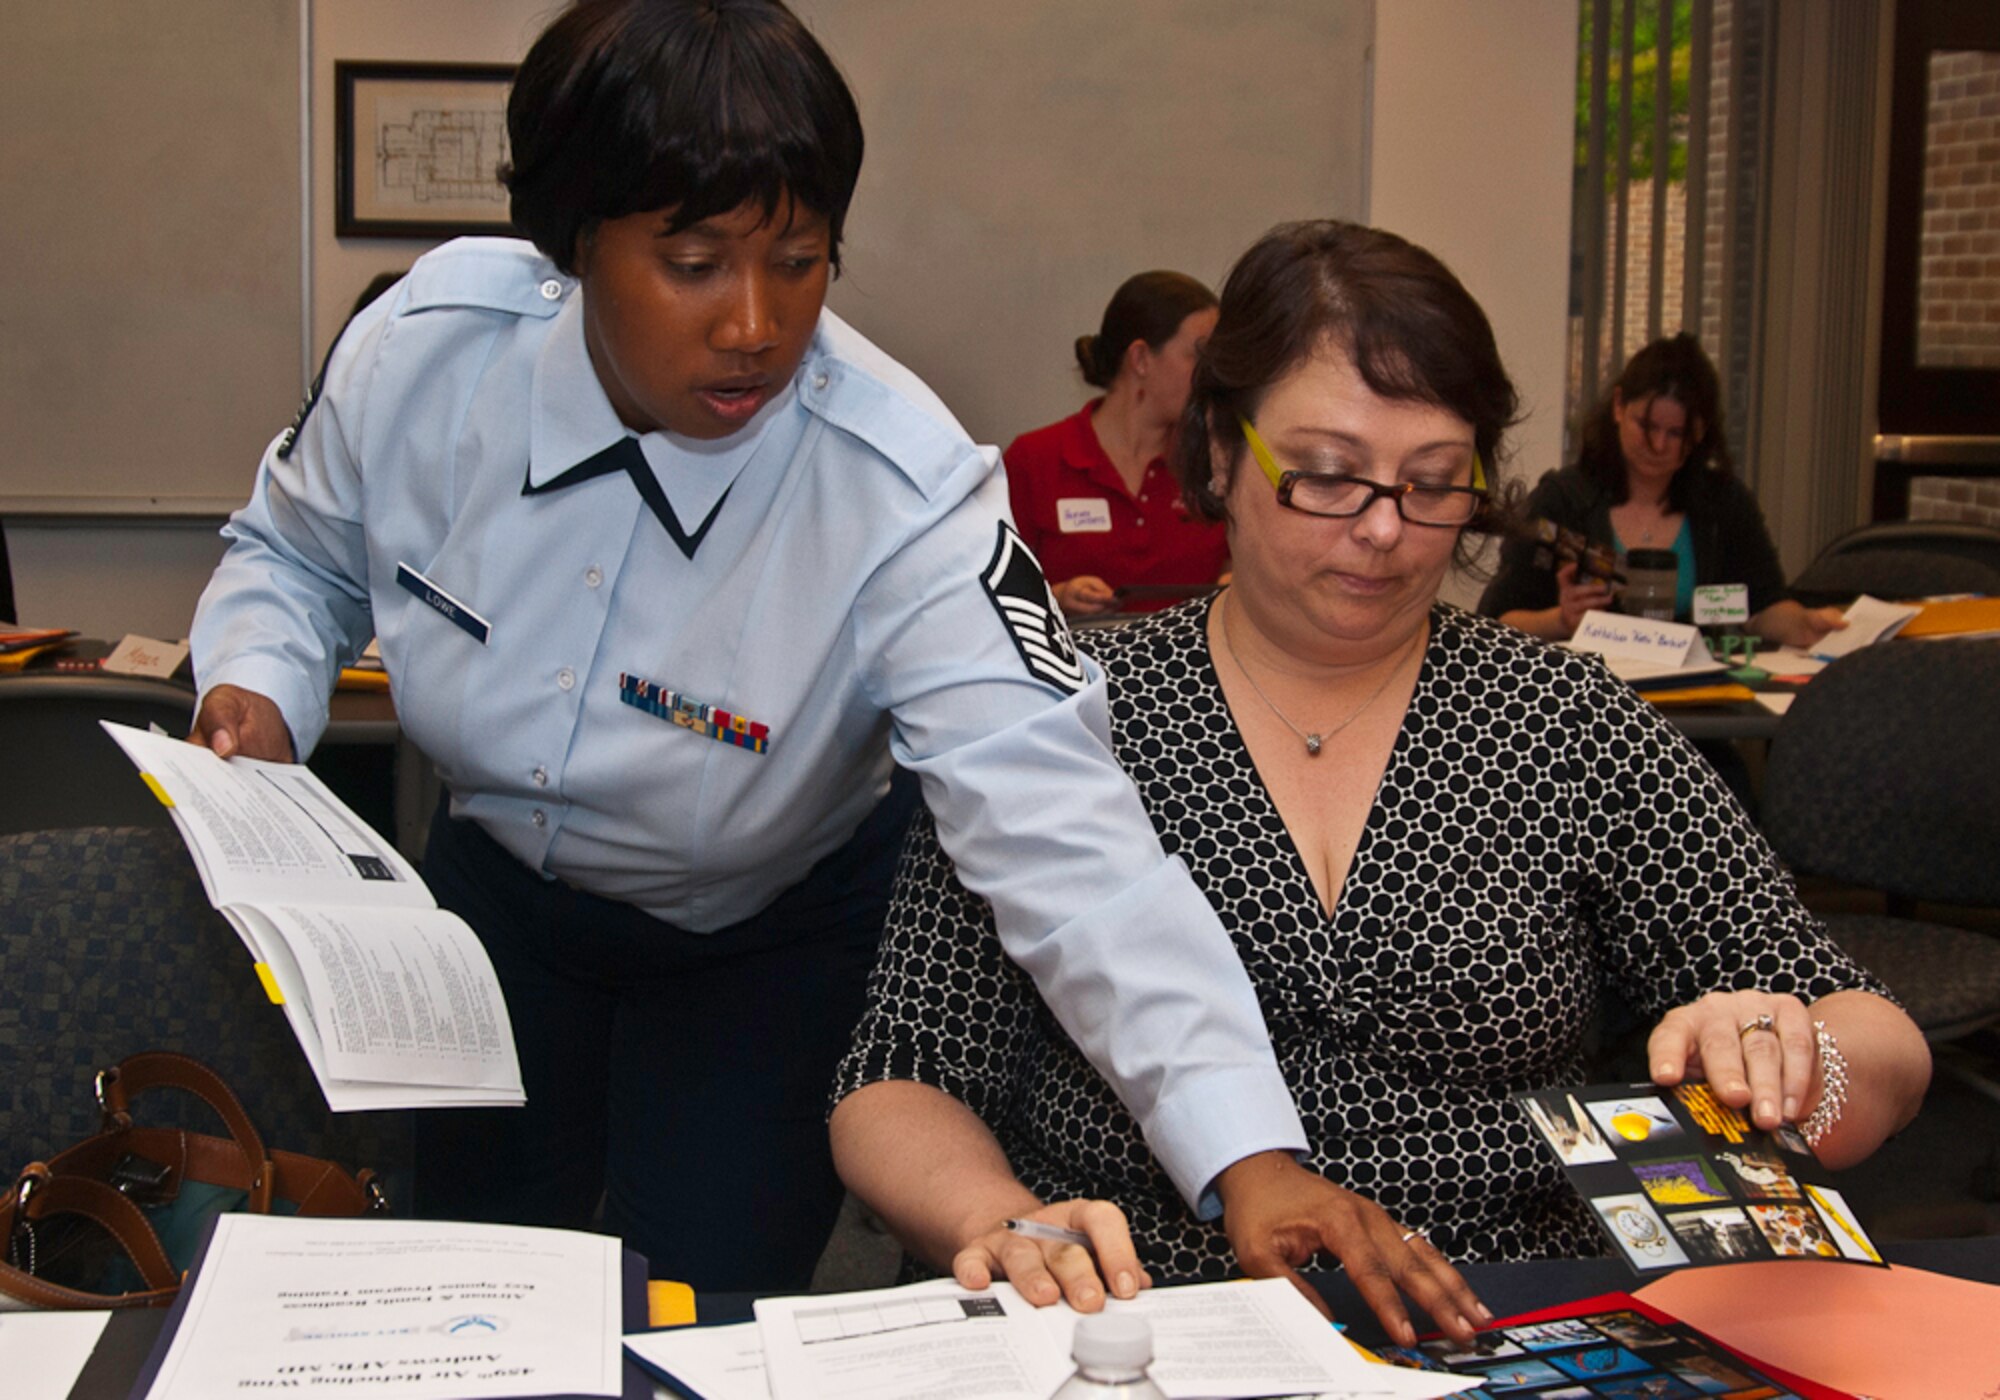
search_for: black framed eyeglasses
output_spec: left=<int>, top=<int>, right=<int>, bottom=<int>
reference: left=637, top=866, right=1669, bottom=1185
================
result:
left=1238, top=416, right=1488, bottom=527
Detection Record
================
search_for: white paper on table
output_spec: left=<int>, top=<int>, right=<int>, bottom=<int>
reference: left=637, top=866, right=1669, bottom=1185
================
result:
left=141, top=1216, right=623, bottom=1400
left=626, top=1321, right=771, bottom=1400
left=1754, top=692, right=1796, bottom=716
left=0, top=1309, right=111, bottom=1400
left=1759, top=647, right=1826, bottom=678
left=755, top=1278, right=1069, bottom=1400
left=1032, top=1278, right=1477, bottom=1400
left=1812, top=594, right=1921, bottom=659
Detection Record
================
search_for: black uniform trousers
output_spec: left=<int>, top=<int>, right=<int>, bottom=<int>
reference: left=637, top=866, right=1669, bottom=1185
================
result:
left=412, top=770, right=918, bottom=1291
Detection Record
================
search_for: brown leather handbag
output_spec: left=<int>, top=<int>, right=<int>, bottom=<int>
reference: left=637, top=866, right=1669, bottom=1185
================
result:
left=0, top=1051, right=387, bottom=1309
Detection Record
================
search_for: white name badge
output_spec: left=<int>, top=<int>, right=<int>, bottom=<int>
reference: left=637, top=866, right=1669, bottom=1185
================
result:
left=1692, top=583, right=1750, bottom=626
left=1056, top=498, right=1113, bottom=533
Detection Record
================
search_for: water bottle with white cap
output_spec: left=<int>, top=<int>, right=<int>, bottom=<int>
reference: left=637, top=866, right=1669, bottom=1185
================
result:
left=1049, top=1312, right=1169, bottom=1399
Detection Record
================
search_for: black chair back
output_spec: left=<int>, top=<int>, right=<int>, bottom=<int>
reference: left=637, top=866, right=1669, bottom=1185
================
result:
left=1762, top=640, right=2000, bottom=907
left=0, top=673, right=196, bottom=836
left=1792, top=521, right=2000, bottom=607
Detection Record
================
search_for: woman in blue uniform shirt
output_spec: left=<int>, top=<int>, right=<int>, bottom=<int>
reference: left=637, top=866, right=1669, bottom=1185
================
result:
left=184, top=0, right=1361, bottom=1301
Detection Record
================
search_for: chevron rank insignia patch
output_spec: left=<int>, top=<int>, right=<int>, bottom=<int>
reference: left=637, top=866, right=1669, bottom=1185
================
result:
left=981, top=521, right=1086, bottom=695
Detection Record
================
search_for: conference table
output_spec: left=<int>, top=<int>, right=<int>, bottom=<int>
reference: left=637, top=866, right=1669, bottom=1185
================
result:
left=68, top=1236, right=2000, bottom=1397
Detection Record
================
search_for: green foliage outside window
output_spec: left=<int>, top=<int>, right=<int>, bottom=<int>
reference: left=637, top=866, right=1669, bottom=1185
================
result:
left=1577, top=0, right=1693, bottom=185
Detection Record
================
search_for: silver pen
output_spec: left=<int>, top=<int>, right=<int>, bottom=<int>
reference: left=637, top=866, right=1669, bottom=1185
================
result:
left=1004, top=1218, right=1095, bottom=1253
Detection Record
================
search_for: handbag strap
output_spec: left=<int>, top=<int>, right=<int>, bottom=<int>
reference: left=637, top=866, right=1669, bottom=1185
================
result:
left=0, top=1166, right=183, bottom=1308
left=97, top=1052, right=276, bottom=1213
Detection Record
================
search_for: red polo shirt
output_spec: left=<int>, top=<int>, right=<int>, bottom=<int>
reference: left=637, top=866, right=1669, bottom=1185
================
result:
left=1002, top=401, right=1228, bottom=612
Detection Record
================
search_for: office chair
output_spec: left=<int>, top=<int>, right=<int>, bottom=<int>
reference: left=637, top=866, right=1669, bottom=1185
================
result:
left=0, top=673, right=197, bottom=836
left=0, top=826, right=412, bottom=1201
left=1761, top=641, right=2000, bottom=1054
left=1790, top=521, right=2000, bottom=607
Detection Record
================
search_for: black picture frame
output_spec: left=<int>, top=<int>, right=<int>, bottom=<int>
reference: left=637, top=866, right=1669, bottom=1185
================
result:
left=334, top=61, right=517, bottom=239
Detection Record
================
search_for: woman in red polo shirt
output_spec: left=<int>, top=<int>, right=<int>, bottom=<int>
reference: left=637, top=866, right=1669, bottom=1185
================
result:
left=1005, top=271, right=1225, bottom=616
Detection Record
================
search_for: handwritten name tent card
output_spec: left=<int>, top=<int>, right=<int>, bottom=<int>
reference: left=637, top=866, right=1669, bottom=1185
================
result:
left=1564, top=611, right=1728, bottom=684
left=103, top=634, right=191, bottom=681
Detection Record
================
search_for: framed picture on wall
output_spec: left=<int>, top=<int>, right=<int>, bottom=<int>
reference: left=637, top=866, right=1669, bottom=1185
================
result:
left=334, top=61, right=517, bottom=238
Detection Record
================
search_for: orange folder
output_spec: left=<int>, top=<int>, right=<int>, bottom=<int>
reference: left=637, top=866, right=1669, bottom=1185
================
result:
left=1900, top=596, right=2000, bottom=639
left=1638, top=1257, right=2000, bottom=1398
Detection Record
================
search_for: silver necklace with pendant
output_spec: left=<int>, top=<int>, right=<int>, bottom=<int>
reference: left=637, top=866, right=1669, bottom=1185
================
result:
left=1214, top=600, right=1420, bottom=757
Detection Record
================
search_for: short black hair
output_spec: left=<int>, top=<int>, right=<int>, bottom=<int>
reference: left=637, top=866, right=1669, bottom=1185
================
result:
left=504, top=0, right=865, bottom=276
left=1174, top=220, right=1520, bottom=559
left=1074, top=271, right=1217, bottom=389
left=1577, top=331, right=1733, bottom=511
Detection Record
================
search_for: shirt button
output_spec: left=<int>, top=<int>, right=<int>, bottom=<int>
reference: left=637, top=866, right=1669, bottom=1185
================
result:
left=813, top=372, right=829, bottom=391
left=557, top=667, right=576, bottom=691
left=532, top=766, right=549, bottom=788
left=539, top=278, right=563, bottom=301
left=531, top=809, right=547, bottom=829
left=1136, top=516, right=1147, bottom=527
left=584, top=565, right=603, bottom=589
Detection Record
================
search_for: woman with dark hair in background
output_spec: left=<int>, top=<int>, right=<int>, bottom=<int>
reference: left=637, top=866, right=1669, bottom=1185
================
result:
left=1005, top=271, right=1224, bottom=616
left=185, top=0, right=1312, bottom=1291
left=831, top=222, right=1926, bottom=1345
left=1480, top=332, right=1845, bottom=649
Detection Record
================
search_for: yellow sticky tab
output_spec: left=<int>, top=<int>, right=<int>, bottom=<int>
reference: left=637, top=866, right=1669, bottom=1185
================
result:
left=647, top=1279, right=696, bottom=1327
left=141, top=773, right=175, bottom=808
left=254, top=963, right=285, bottom=1005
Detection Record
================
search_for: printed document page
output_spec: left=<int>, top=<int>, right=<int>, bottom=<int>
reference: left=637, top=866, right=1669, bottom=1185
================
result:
left=755, top=1279, right=1069, bottom=1400
left=1813, top=594, right=1921, bottom=659
left=0, top=1310, right=110, bottom=1400
left=1033, top=1278, right=1478, bottom=1400
left=142, top=1216, right=623, bottom=1400
left=103, top=722, right=427, bottom=910
left=234, top=904, right=523, bottom=1102
left=625, top=1320, right=770, bottom=1400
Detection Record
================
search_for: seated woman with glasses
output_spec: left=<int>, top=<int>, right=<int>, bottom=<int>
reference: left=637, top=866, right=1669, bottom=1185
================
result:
left=1478, top=333, right=1846, bottom=649
left=828, top=223, right=1928, bottom=1346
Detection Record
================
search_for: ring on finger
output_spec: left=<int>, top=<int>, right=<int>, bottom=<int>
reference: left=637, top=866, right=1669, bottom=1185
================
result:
left=1737, top=1013, right=1777, bottom=1041
left=1399, top=1228, right=1427, bottom=1244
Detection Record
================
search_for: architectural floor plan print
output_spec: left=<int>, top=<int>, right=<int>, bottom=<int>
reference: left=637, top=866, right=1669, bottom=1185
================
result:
left=375, top=103, right=510, bottom=209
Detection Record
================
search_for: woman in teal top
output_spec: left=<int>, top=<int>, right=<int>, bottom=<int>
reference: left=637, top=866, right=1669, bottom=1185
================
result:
left=1480, top=334, right=1844, bottom=649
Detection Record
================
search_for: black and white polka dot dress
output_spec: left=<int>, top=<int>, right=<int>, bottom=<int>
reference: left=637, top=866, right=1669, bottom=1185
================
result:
left=833, top=599, right=1882, bottom=1278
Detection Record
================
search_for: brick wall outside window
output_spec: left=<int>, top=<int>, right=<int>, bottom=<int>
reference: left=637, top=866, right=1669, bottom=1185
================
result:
left=1917, top=50, right=2000, bottom=370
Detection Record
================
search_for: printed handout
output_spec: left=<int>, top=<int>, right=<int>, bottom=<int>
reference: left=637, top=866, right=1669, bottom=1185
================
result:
left=739, top=1276, right=1477, bottom=1400
left=140, top=1216, right=623, bottom=1400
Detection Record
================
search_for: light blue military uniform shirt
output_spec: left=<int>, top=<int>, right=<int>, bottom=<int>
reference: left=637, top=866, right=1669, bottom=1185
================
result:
left=191, top=237, right=1305, bottom=1211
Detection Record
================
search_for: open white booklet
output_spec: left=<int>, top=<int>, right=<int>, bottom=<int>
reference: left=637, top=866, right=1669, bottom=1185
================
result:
left=102, top=722, right=524, bottom=1112
left=627, top=1276, right=1475, bottom=1400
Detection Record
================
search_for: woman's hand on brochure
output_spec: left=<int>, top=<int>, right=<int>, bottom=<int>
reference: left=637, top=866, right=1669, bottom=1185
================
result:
left=1217, top=1151, right=1490, bottom=1347
left=192, top=683, right=297, bottom=762
left=1649, top=989, right=1817, bottom=1132
left=952, top=1199, right=1150, bottom=1313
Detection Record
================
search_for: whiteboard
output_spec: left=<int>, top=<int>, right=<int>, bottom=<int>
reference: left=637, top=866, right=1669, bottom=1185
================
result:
left=0, top=2, right=302, bottom=516
left=803, top=0, right=1372, bottom=449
